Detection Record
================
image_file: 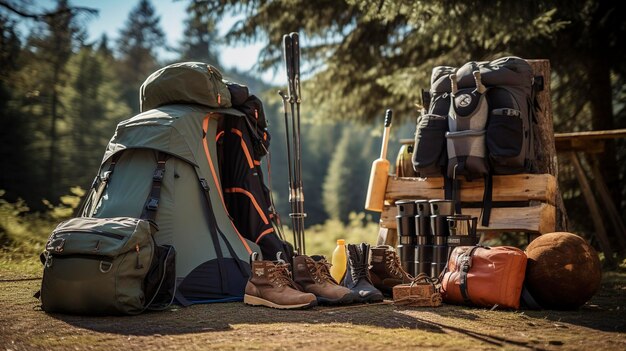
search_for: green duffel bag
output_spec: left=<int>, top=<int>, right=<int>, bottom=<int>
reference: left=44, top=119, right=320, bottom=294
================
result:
left=38, top=216, right=174, bottom=315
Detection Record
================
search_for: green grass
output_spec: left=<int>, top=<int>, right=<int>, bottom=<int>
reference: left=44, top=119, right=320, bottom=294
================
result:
left=282, top=212, right=381, bottom=259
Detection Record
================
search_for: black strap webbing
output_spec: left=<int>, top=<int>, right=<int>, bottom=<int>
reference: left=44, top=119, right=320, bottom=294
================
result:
left=453, top=178, right=462, bottom=215
left=140, top=152, right=169, bottom=224
left=444, top=176, right=453, bottom=202
left=83, top=152, right=124, bottom=217
left=198, top=177, right=228, bottom=294
left=459, top=246, right=482, bottom=305
left=520, top=284, right=542, bottom=310
left=481, top=173, right=493, bottom=227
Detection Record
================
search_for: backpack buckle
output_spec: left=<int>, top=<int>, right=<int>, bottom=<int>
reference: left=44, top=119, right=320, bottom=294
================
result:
left=46, top=237, right=65, bottom=253
left=101, top=171, right=112, bottom=182
left=153, top=168, right=165, bottom=182
left=200, top=178, right=210, bottom=191
left=99, top=261, right=113, bottom=273
left=146, top=198, right=159, bottom=211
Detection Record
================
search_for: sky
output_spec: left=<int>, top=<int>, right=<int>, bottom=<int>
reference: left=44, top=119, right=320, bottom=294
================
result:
left=38, top=0, right=279, bottom=83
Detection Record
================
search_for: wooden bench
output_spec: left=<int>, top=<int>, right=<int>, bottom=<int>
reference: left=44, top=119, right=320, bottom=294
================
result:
left=378, top=174, right=557, bottom=245
left=377, top=59, right=566, bottom=247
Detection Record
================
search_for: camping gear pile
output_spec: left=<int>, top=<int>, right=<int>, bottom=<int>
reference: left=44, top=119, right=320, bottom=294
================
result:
left=37, top=62, right=290, bottom=314
left=35, top=47, right=603, bottom=315
left=383, top=57, right=602, bottom=310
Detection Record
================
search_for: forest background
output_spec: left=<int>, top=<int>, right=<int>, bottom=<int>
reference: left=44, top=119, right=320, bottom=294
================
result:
left=0, top=0, right=624, bottom=262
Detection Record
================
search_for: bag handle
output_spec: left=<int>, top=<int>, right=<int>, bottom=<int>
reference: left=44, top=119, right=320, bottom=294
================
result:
left=459, top=245, right=489, bottom=305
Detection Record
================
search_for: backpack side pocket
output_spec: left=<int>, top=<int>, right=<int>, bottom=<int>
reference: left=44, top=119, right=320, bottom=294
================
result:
left=412, top=114, right=448, bottom=177
left=486, top=87, right=526, bottom=174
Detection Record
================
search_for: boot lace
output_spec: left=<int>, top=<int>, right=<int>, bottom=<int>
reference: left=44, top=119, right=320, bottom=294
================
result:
left=385, top=251, right=409, bottom=279
left=311, top=258, right=337, bottom=284
left=350, top=259, right=370, bottom=282
left=268, top=262, right=297, bottom=288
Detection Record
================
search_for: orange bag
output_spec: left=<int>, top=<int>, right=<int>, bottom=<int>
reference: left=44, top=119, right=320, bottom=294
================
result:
left=440, top=246, right=527, bottom=309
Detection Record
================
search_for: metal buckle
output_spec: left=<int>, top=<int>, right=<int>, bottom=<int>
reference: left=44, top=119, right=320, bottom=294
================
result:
left=146, top=198, right=159, bottom=211
left=153, top=168, right=165, bottom=181
left=46, top=237, right=65, bottom=253
left=44, top=253, right=53, bottom=268
left=200, top=178, right=209, bottom=191
left=99, top=261, right=113, bottom=273
left=101, top=171, right=112, bottom=182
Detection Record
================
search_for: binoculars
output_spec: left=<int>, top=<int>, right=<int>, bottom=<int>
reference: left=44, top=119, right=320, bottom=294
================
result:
left=396, top=199, right=479, bottom=278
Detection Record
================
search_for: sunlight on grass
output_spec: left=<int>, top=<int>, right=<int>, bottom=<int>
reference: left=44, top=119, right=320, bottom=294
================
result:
left=281, top=212, right=380, bottom=259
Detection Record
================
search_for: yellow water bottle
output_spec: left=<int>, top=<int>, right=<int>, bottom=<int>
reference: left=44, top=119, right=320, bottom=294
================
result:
left=330, top=239, right=348, bottom=283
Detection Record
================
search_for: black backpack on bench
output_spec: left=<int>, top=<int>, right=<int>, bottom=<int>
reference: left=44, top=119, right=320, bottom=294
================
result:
left=412, top=56, right=539, bottom=225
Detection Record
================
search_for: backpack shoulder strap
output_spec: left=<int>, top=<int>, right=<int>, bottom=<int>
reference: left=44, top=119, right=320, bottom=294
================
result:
left=140, top=151, right=169, bottom=225
left=80, top=151, right=125, bottom=217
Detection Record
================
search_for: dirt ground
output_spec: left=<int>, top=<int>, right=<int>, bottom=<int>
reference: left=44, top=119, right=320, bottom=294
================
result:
left=0, top=269, right=624, bottom=351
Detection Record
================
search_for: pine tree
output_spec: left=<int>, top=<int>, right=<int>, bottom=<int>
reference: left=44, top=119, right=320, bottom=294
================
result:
left=208, top=0, right=626, bottom=236
left=116, top=0, right=165, bottom=113
left=179, top=1, right=220, bottom=65
left=60, top=46, right=131, bottom=192
left=322, top=126, right=371, bottom=223
left=19, top=0, right=86, bottom=200
left=0, top=12, right=28, bottom=202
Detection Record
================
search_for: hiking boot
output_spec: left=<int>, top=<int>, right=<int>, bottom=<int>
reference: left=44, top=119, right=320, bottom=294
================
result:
left=293, top=254, right=355, bottom=305
left=369, top=245, right=413, bottom=296
left=342, top=243, right=384, bottom=303
left=244, top=252, right=317, bottom=309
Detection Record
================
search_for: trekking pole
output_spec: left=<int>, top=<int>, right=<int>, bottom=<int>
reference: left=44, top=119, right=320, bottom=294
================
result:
left=290, top=31, right=306, bottom=254
left=278, top=90, right=297, bottom=249
left=281, top=34, right=302, bottom=254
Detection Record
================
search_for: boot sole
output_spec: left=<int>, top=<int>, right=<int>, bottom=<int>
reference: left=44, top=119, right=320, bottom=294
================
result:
left=316, top=293, right=355, bottom=306
left=244, top=294, right=317, bottom=310
left=355, top=293, right=384, bottom=304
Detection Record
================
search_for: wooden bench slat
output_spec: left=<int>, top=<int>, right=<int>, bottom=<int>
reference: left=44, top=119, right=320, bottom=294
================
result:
left=385, top=174, right=556, bottom=205
left=380, top=203, right=556, bottom=234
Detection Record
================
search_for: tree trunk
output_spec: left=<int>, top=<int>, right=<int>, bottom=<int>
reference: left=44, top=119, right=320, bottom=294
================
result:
left=587, top=52, right=620, bottom=213
left=48, top=65, right=60, bottom=199
left=528, top=59, right=568, bottom=231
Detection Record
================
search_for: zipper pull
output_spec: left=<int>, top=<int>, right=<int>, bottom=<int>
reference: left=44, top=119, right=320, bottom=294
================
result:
left=217, top=93, right=221, bottom=105
left=135, top=244, right=143, bottom=269
left=254, top=109, right=259, bottom=120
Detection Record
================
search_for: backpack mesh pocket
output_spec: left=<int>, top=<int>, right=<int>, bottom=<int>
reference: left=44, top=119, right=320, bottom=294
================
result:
left=446, top=130, right=488, bottom=179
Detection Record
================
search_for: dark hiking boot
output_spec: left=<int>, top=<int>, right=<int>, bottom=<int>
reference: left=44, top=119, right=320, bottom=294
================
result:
left=293, top=254, right=355, bottom=305
left=369, top=245, right=413, bottom=296
left=244, top=252, right=317, bottom=309
left=342, top=243, right=384, bottom=303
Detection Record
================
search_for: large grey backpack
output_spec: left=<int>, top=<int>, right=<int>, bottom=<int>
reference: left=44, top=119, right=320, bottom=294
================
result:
left=412, top=57, right=538, bottom=225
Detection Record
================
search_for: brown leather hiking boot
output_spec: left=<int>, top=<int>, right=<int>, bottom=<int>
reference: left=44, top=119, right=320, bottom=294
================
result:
left=369, top=245, right=413, bottom=296
left=244, top=252, right=317, bottom=309
left=293, top=255, right=355, bottom=305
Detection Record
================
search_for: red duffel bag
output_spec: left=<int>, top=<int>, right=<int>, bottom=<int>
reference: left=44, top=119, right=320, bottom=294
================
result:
left=440, top=245, right=527, bottom=309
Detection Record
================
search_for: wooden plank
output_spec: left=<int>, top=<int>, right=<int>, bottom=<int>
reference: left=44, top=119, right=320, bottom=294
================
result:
left=555, top=128, right=626, bottom=141
left=385, top=174, right=556, bottom=204
left=380, top=203, right=555, bottom=234
left=398, top=131, right=626, bottom=146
